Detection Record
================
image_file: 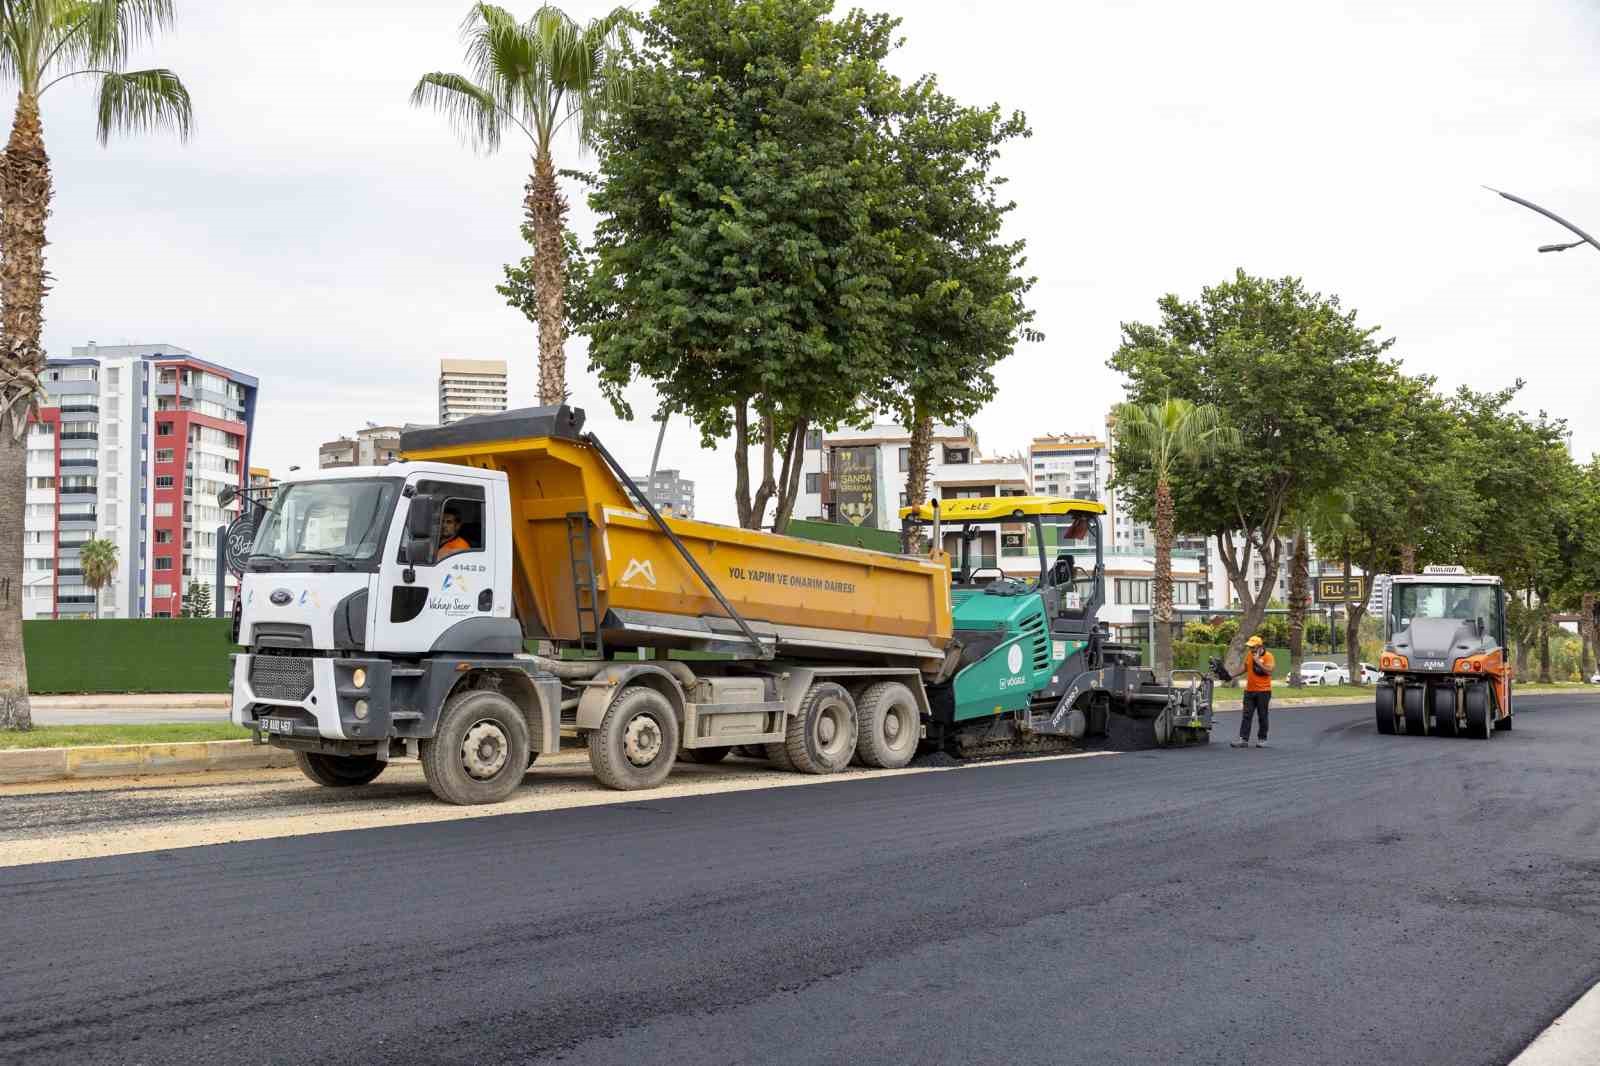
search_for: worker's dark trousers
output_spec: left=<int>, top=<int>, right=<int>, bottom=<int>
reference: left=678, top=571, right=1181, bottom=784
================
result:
left=1240, top=691, right=1270, bottom=740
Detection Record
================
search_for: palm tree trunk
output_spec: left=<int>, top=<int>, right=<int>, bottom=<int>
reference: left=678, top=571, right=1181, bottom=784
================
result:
left=1152, top=478, right=1174, bottom=679
left=0, top=92, right=50, bottom=732
left=526, top=151, right=569, bottom=407
left=1286, top=528, right=1309, bottom=686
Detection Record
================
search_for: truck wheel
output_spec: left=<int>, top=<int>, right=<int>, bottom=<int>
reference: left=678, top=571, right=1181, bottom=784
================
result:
left=589, top=686, right=679, bottom=790
left=679, top=745, right=731, bottom=764
left=784, top=682, right=857, bottom=774
left=294, top=751, right=385, bottom=787
left=854, top=682, right=920, bottom=769
left=1464, top=684, right=1493, bottom=739
left=420, top=689, right=531, bottom=805
left=1402, top=686, right=1428, bottom=736
left=763, top=739, right=796, bottom=771
left=733, top=745, right=769, bottom=761
left=1375, top=686, right=1397, bottom=735
left=1432, top=687, right=1459, bottom=738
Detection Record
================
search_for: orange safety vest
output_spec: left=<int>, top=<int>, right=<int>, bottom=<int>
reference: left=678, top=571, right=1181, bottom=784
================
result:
left=1244, top=649, right=1274, bottom=692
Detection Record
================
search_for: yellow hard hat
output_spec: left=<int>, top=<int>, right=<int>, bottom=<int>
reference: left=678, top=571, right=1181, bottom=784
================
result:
left=1246, top=635, right=1264, bottom=647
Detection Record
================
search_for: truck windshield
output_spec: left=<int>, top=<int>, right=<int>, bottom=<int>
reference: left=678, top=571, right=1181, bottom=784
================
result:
left=1389, top=583, right=1496, bottom=633
left=251, top=479, right=401, bottom=565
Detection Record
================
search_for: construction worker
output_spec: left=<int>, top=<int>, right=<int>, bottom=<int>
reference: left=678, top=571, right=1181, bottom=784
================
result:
left=437, top=505, right=471, bottom=560
left=1230, top=634, right=1274, bottom=748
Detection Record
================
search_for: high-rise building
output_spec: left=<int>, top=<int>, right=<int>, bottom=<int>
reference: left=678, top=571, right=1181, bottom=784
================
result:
left=627, top=468, right=696, bottom=519
left=438, top=358, right=508, bottom=424
left=22, top=342, right=257, bottom=620
left=1029, top=432, right=1107, bottom=502
left=319, top=424, right=402, bottom=469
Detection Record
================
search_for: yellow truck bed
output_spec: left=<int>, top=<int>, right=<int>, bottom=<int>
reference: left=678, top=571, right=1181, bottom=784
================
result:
left=402, top=409, right=952, bottom=664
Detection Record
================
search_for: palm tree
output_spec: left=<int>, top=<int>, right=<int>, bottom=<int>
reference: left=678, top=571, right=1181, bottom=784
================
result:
left=413, top=3, right=637, bottom=407
left=1112, top=397, right=1236, bottom=679
left=0, top=0, right=192, bottom=731
left=77, top=536, right=117, bottom=619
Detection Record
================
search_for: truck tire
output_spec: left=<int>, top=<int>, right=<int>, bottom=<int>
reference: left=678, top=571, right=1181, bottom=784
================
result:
left=294, top=751, right=385, bottom=787
left=733, top=745, right=769, bottom=760
left=1432, top=686, right=1459, bottom=738
left=1375, top=686, right=1397, bottom=735
left=854, top=681, right=920, bottom=769
left=589, top=686, right=680, bottom=790
left=1402, top=686, right=1428, bottom=736
left=420, top=689, right=531, bottom=805
left=784, top=681, right=857, bottom=774
left=1464, top=683, right=1493, bottom=739
left=679, top=745, right=731, bottom=764
left=763, top=739, right=795, bottom=771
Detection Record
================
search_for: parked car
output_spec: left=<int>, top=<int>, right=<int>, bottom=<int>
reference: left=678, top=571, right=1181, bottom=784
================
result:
left=1591, top=672, right=1600, bottom=685
left=1298, top=660, right=1349, bottom=686
left=1359, top=662, right=1381, bottom=684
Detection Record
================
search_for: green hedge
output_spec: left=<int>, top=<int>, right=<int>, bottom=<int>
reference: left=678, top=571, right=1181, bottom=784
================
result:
left=23, top=618, right=238, bottom=694
left=1172, top=641, right=1294, bottom=677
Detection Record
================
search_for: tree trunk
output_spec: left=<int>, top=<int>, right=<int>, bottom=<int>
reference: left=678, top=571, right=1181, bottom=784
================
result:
left=906, top=408, right=933, bottom=508
left=1398, top=544, right=1416, bottom=575
left=770, top=418, right=809, bottom=534
left=526, top=151, right=569, bottom=407
left=0, top=92, right=51, bottom=732
left=1151, top=478, right=1175, bottom=680
left=1582, top=591, right=1597, bottom=680
left=733, top=400, right=751, bottom=528
left=1538, top=599, right=1552, bottom=684
left=1286, top=528, right=1309, bottom=686
left=1343, top=550, right=1362, bottom=681
left=746, top=410, right=778, bottom=530
left=1216, top=529, right=1281, bottom=676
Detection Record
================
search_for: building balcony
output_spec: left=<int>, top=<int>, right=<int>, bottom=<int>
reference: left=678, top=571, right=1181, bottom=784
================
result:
left=58, top=403, right=98, bottom=416
left=57, top=595, right=97, bottom=606
left=59, top=431, right=98, bottom=442
left=58, top=538, right=88, bottom=550
left=58, top=513, right=97, bottom=525
left=60, top=458, right=98, bottom=468
left=59, top=487, right=97, bottom=498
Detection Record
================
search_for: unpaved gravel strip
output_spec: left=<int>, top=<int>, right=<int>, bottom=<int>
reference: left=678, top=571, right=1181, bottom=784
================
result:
left=0, top=751, right=1118, bottom=868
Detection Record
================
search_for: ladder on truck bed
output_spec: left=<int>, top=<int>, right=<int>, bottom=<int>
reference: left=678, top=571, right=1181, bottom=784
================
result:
left=566, top=513, right=604, bottom=657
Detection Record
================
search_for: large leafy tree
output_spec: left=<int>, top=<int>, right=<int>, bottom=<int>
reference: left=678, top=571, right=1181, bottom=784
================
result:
left=869, top=82, right=1037, bottom=514
left=0, top=0, right=192, bottom=731
left=414, top=3, right=637, bottom=407
left=578, top=0, right=928, bottom=530
left=1110, top=398, right=1234, bottom=679
left=1109, top=271, right=1400, bottom=672
left=78, top=536, right=116, bottom=620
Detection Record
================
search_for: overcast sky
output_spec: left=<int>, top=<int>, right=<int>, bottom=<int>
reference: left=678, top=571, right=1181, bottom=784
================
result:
left=27, top=0, right=1600, bottom=522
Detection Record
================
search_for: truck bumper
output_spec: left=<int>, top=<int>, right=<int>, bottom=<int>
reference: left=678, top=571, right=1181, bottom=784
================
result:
left=231, top=654, right=395, bottom=743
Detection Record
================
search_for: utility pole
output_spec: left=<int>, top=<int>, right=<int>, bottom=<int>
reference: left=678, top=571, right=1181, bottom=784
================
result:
left=1486, top=187, right=1599, bottom=255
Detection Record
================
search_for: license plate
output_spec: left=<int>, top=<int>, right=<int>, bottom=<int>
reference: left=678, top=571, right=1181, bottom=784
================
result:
left=1419, top=660, right=1447, bottom=670
left=262, top=717, right=295, bottom=735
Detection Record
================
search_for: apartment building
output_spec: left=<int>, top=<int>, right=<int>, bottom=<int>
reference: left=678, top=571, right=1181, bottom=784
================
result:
left=627, top=468, right=696, bottom=518
left=22, top=343, right=256, bottom=619
left=438, top=358, right=508, bottom=424
left=319, top=424, right=402, bottom=469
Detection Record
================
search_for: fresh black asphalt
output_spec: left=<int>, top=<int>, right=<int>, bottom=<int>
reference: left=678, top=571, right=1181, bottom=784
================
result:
left=3, top=694, right=1599, bottom=1065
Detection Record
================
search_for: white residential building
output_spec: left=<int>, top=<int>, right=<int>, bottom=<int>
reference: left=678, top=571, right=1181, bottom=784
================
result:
left=438, top=358, right=508, bottom=424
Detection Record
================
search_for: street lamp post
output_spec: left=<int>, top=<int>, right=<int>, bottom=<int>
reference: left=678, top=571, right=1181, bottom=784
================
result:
left=1486, top=187, right=1599, bottom=255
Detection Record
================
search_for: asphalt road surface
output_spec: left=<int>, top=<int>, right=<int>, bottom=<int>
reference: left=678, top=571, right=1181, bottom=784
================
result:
left=4, top=695, right=1599, bottom=1066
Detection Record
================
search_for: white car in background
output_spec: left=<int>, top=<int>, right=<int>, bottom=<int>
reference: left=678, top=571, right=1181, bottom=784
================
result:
left=1298, top=660, right=1349, bottom=686
left=1359, top=663, right=1381, bottom=684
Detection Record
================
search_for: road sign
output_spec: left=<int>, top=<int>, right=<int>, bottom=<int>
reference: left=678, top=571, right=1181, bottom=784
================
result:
left=1314, top=575, right=1368, bottom=604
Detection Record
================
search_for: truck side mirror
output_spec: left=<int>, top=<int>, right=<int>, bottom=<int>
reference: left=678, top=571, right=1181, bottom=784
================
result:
left=405, top=493, right=437, bottom=565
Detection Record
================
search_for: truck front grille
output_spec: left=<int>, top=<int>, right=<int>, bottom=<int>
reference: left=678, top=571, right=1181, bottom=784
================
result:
left=250, top=656, right=314, bottom=701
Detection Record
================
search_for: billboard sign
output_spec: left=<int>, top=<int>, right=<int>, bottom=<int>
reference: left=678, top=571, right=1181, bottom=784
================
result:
left=833, top=446, right=879, bottom=529
left=1314, top=574, right=1369, bottom=604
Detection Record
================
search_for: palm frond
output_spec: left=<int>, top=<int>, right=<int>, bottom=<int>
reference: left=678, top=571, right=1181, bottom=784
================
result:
left=410, top=71, right=505, bottom=152
left=94, top=66, right=190, bottom=144
left=78, top=0, right=177, bottom=69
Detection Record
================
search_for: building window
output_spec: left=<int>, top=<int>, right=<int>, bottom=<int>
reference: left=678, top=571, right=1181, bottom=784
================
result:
left=155, top=502, right=173, bottom=517
left=155, top=475, right=174, bottom=488
left=805, top=429, right=822, bottom=451
left=898, top=447, right=910, bottom=472
left=154, top=557, right=173, bottom=571
left=155, top=449, right=174, bottom=463
left=157, top=421, right=172, bottom=437
left=805, top=472, right=820, bottom=494
left=943, top=447, right=970, bottom=464
left=155, top=529, right=172, bottom=544
left=900, top=492, right=909, bottom=507
left=1115, top=579, right=1151, bottom=605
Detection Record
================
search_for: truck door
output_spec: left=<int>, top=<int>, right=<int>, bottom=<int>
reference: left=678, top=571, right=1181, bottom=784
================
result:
left=375, top=476, right=497, bottom=653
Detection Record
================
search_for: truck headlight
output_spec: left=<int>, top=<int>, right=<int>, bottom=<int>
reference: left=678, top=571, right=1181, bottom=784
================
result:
left=352, top=667, right=367, bottom=689
left=354, top=699, right=369, bottom=720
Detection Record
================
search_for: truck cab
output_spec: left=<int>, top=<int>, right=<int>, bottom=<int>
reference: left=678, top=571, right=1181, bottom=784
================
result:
left=230, top=461, right=561, bottom=802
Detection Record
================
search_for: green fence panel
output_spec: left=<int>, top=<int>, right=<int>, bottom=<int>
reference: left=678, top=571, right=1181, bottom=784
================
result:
left=23, top=619, right=237, bottom=694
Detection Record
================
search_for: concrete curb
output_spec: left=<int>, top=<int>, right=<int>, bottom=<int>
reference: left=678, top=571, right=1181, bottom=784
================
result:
left=30, top=693, right=230, bottom=710
left=0, top=740, right=296, bottom=786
